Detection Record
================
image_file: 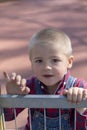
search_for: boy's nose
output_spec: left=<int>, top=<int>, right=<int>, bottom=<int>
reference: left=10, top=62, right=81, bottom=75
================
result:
left=44, top=62, right=52, bottom=70
left=45, top=65, right=52, bottom=70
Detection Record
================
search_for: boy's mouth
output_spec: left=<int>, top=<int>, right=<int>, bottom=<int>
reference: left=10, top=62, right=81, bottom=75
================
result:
left=43, top=75, right=53, bottom=78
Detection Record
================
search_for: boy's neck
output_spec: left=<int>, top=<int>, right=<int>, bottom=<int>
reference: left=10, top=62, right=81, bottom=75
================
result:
left=46, top=84, right=58, bottom=94
left=43, top=81, right=62, bottom=94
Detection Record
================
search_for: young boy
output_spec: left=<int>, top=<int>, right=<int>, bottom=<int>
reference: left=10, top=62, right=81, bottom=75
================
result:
left=4, top=28, right=87, bottom=130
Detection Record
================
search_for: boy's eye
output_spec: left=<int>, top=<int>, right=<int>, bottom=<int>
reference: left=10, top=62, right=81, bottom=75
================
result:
left=35, top=59, right=43, bottom=63
left=52, top=59, right=60, bottom=63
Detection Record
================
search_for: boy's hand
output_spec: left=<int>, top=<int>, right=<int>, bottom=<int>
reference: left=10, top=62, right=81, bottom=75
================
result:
left=63, top=87, right=87, bottom=104
left=63, top=87, right=87, bottom=114
left=3, top=72, right=30, bottom=95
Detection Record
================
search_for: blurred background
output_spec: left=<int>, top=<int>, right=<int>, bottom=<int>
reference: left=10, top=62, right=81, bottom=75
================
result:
left=0, top=0, right=87, bottom=129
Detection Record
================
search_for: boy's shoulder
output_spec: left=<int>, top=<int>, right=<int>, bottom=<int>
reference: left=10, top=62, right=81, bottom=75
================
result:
left=66, top=72, right=87, bottom=89
left=74, top=77, right=87, bottom=89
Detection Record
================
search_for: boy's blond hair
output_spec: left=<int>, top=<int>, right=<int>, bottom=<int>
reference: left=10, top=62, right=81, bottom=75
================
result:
left=28, top=28, right=72, bottom=58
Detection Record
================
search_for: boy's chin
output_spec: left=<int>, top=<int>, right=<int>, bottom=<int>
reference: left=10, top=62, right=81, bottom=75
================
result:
left=43, top=82, right=58, bottom=87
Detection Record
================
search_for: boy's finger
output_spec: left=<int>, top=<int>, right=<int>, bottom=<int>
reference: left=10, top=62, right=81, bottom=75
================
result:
left=11, top=72, right=16, bottom=80
left=3, top=72, right=10, bottom=81
left=83, top=90, right=87, bottom=100
left=15, top=75, right=21, bottom=85
left=21, top=79, right=26, bottom=87
left=20, top=79, right=26, bottom=91
left=23, top=87, right=30, bottom=94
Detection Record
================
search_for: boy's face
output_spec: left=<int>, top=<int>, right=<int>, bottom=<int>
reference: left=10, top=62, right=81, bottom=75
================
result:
left=30, top=42, right=73, bottom=87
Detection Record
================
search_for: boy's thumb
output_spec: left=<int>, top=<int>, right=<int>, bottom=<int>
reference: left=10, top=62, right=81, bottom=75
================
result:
left=23, top=87, right=30, bottom=95
left=63, top=89, right=68, bottom=96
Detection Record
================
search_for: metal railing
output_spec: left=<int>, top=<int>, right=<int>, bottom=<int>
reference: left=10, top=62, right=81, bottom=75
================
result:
left=0, top=94, right=87, bottom=130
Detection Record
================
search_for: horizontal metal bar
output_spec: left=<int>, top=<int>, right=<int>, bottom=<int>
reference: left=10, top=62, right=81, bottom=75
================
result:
left=0, top=95, right=87, bottom=108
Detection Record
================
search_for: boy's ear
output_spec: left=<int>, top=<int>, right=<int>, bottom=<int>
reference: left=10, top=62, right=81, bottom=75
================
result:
left=67, top=55, right=74, bottom=69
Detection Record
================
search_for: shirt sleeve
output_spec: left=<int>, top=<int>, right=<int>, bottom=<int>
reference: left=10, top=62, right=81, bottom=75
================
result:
left=4, top=108, right=24, bottom=121
left=70, top=109, right=87, bottom=130
left=76, top=110, right=87, bottom=130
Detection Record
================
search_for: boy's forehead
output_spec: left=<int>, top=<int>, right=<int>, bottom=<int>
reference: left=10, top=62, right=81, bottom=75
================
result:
left=30, top=38, right=66, bottom=48
left=32, top=41, right=58, bottom=48
left=31, top=42, right=65, bottom=54
left=31, top=45, right=67, bottom=60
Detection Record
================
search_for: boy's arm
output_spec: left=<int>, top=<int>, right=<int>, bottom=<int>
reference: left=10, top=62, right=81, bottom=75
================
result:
left=70, top=109, right=87, bottom=130
left=64, top=87, right=87, bottom=129
left=4, top=108, right=24, bottom=121
left=3, top=72, right=30, bottom=121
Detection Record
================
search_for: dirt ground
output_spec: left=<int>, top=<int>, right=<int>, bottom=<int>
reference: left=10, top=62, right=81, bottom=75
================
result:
left=0, top=0, right=87, bottom=129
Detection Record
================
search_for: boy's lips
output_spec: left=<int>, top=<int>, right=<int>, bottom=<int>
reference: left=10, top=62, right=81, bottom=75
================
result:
left=43, top=74, right=54, bottom=78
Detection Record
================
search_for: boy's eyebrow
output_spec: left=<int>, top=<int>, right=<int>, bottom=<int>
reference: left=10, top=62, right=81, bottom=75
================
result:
left=33, top=57, right=42, bottom=59
left=50, top=56, right=61, bottom=58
